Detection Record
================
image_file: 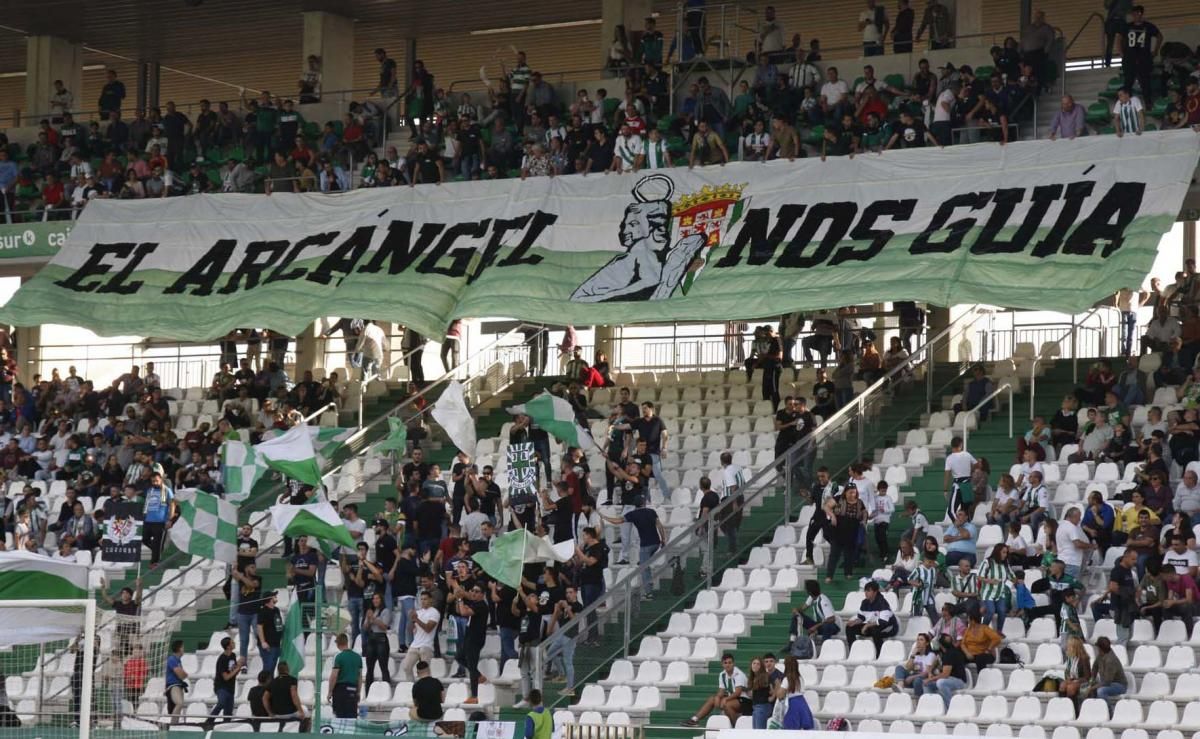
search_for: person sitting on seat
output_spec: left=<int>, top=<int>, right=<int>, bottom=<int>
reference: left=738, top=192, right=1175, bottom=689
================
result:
left=680, top=653, right=749, bottom=727
left=845, top=581, right=899, bottom=650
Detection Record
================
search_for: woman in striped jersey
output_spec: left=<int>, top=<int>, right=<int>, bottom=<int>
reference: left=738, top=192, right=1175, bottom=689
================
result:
left=976, top=543, right=1016, bottom=631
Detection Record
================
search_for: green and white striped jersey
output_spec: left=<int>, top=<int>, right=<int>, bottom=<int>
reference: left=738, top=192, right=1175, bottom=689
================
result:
left=976, top=560, right=1014, bottom=601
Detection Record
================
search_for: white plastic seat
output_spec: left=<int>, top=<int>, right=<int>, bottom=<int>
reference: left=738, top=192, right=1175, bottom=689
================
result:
left=914, top=693, right=947, bottom=719
left=1110, top=699, right=1145, bottom=728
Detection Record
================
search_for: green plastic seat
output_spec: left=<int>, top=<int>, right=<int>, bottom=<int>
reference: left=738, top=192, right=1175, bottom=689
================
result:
left=974, top=65, right=994, bottom=81
left=602, top=97, right=620, bottom=118
left=884, top=74, right=905, bottom=90
left=803, top=125, right=825, bottom=146
left=1098, top=125, right=1116, bottom=134
left=1106, top=76, right=1123, bottom=91
left=1149, top=99, right=1169, bottom=117
left=1086, top=102, right=1111, bottom=124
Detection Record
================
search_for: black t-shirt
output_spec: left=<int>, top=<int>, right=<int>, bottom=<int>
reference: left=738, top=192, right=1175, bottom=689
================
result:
left=1109, top=563, right=1136, bottom=595
left=238, top=573, right=262, bottom=615
left=557, top=599, right=584, bottom=638
left=267, top=674, right=299, bottom=714
left=344, top=559, right=367, bottom=599
left=587, top=140, right=615, bottom=172
left=941, top=646, right=968, bottom=681
left=632, top=416, right=666, bottom=454
left=457, top=126, right=482, bottom=153
left=236, top=536, right=257, bottom=572
left=113, top=600, right=140, bottom=617
left=393, top=556, right=420, bottom=597
left=1124, top=22, right=1160, bottom=63
left=416, top=499, right=446, bottom=539
left=214, top=652, right=238, bottom=693
left=379, top=58, right=398, bottom=89
left=402, top=461, right=430, bottom=484
left=699, top=490, right=721, bottom=517
left=775, top=410, right=801, bottom=448
left=290, top=551, right=319, bottom=590
left=374, top=533, right=397, bottom=573
left=479, top=481, right=501, bottom=518
left=465, top=597, right=490, bottom=643
left=452, top=462, right=468, bottom=500
left=895, top=119, right=929, bottom=148
left=812, top=381, right=836, bottom=409
left=620, top=474, right=646, bottom=507
left=580, top=541, right=609, bottom=585
left=415, top=153, right=441, bottom=182
left=249, top=685, right=269, bottom=717
left=412, top=675, right=444, bottom=720
left=518, top=602, right=543, bottom=644
left=258, top=605, right=283, bottom=647
left=625, top=508, right=661, bottom=548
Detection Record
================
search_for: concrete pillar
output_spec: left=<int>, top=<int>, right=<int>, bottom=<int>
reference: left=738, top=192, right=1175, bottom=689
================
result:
left=595, top=325, right=617, bottom=365
left=928, top=307, right=952, bottom=362
left=293, top=323, right=320, bottom=378
left=25, top=36, right=82, bottom=120
left=954, top=0, right=984, bottom=47
left=303, top=12, right=355, bottom=101
left=601, top=0, right=655, bottom=69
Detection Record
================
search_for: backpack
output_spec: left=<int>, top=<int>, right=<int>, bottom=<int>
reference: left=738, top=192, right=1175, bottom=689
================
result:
left=670, top=556, right=685, bottom=596
left=1036, top=675, right=1060, bottom=692
left=999, top=646, right=1020, bottom=665
left=789, top=633, right=815, bottom=659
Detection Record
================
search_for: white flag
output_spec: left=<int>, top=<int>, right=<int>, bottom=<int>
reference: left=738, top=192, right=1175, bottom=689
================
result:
left=432, top=380, right=476, bottom=456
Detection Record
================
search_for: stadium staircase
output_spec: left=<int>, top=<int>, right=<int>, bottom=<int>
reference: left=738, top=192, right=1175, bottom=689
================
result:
left=548, top=359, right=1081, bottom=736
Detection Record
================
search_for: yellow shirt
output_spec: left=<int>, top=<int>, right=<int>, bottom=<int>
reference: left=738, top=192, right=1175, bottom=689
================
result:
left=1115, top=504, right=1159, bottom=533
left=961, top=623, right=1002, bottom=658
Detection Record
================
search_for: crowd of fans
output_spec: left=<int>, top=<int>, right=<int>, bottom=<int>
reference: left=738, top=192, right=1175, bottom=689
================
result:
left=0, top=5, right=1195, bottom=220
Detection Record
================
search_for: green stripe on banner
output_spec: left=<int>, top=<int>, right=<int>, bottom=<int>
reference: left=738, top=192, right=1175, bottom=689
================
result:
left=264, top=457, right=323, bottom=488
left=0, top=571, right=87, bottom=600
left=283, top=509, right=356, bottom=549
left=0, top=133, right=1195, bottom=340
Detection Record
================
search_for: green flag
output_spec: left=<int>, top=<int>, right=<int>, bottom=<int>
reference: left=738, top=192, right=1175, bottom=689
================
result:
left=471, top=529, right=575, bottom=589
left=507, top=392, right=598, bottom=450
left=281, top=600, right=306, bottom=676
left=377, top=416, right=408, bottom=452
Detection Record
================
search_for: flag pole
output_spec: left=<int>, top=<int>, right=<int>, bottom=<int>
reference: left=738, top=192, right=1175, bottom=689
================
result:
left=314, top=572, right=325, bottom=729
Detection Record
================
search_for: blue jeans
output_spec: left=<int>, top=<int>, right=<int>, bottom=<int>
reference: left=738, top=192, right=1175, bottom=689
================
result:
left=581, top=583, right=604, bottom=641
left=932, top=676, right=967, bottom=708
left=752, top=702, right=772, bottom=729
left=895, top=665, right=927, bottom=698
left=1121, top=311, right=1137, bottom=356
left=228, top=573, right=240, bottom=623
left=619, top=505, right=638, bottom=562
left=260, top=646, right=280, bottom=675
left=1064, top=564, right=1081, bottom=579
left=347, top=597, right=363, bottom=647
left=947, top=550, right=976, bottom=567
left=639, top=544, right=660, bottom=597
left=1097, top=683, right=1126, bottom=702
left=547, top=634, right=577, bottom=689
left=983, top=597, right=1008, bottom=632
left=209, top=687, right=234, bottom=718
left=460, top=153, right=480, bottom=180
left=499, top=626, right=518, bottom=670
left=650, top=453, right=670, bottom=501
left=454, top=616, right=469, bottom=671
left=236, top=612, right=257, bottom=661
left=418, top=538, right=439, bottom=560
left=395, top=595, right=414, bottom=648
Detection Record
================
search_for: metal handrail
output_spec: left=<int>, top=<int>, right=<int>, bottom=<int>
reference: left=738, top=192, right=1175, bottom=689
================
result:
left=1060, top=12, right=1106, bottom=95
left=1026, top=305, right=1111, bottom=419
left=962, top=382, right=1013, bottom=449
left=142, top=323, right=547, bottom=603
left=535, top=305, right=990, bottom=698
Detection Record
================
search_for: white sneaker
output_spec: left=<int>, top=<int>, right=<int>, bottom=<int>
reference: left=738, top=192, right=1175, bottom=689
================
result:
left=513, top=700, right=530, bottom=709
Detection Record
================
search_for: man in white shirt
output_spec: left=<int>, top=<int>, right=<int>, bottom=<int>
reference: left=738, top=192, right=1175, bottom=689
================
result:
left=1015, top=448, right=1044, bottom=489
left=931, top=81, right=958, bottom=147
left=399, top=591, right=441, bottom=679
left=354, top=320, right=387, bottom=380
left=610, top=125, right=644, bottom=173
left=1162, top=535, right=1199, bottom=576
left=681, top=653, right=748, bottom=727
left=1113, top=87, right=1145, bottom=137
left=1143, top=304, right=1181, bottom=353
left=819, top=67, right=852, bottom=120
left=757, top=5, right=786, bottom=59
left=1055, top=507, right=1094, bottom=578
left=859, top=0, right=888, bottom=57
left=641, top=128, right=671, bottom=170
left=943, top=436, right=976, bottom=520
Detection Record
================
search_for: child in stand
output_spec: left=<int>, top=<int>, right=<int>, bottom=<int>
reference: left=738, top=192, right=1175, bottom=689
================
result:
left=1011, top=570, right=1036, bottom=626
left=870, top=481, right=895, bottom=564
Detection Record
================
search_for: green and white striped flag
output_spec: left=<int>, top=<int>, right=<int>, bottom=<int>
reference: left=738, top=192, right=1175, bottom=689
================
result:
left=0, top=551, right=91, bottom=646
left=507, top=391, right=599, bottom=450
left=169, top=488, right=239, bottom=564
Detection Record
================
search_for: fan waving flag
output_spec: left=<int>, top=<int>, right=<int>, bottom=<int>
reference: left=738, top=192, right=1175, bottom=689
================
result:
left=169, top=488, right=239, bottom=564
left=256, top=424, right=323, bottom=487
left=432, top=380, right=476, bottom=455
left=507, top=391, right=599, bottom=450
left=472, top=528, right=575, bottom=589
left=221, top=431, right=265, bottom=503
left=270, top=499, right=355, bottom=549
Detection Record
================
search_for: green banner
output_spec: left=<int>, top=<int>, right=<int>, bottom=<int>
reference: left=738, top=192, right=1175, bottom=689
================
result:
left=0, top=222, right=71, bottom=259
left=0, top=132, right=1198, bottom=339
